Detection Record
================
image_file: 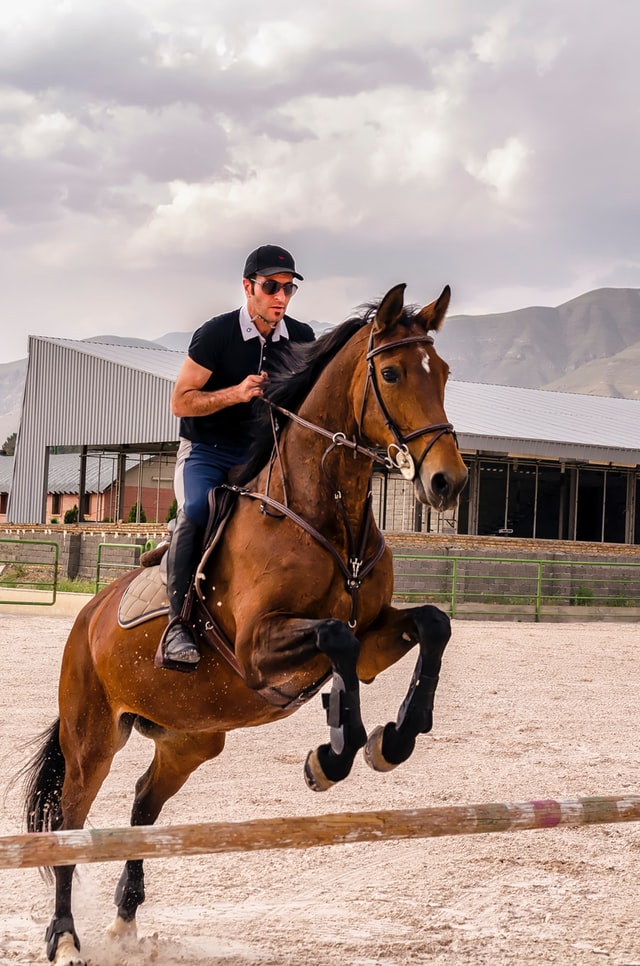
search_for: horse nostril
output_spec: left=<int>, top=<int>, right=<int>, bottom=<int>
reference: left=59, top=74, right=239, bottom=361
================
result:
left=431, top=472, right=450, bottom=498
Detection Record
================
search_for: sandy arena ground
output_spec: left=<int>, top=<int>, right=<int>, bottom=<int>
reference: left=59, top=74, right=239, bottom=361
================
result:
left=0, top=614, right=638, bottom=965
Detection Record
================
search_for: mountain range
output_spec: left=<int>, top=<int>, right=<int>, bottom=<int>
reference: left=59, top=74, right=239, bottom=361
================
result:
left=1, top=287, right=638, bottom=448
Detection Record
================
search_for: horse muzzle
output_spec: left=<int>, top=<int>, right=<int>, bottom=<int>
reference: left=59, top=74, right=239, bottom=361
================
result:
left=415, top=462, right=469, bottom=512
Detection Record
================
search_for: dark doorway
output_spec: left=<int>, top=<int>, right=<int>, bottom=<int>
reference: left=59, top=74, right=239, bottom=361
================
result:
left=575, top=469, right=605, bottom=542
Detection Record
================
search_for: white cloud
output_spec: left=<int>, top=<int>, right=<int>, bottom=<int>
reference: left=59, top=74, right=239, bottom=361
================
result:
left=472, top=10, right=515, bottom=66
left=0, top=0, right=638, bottom=365
left=472, top=6, right=567, bottom=74
left=465, top=136, right=531, bottom=203
left=5, top=110, right=77, bottom=160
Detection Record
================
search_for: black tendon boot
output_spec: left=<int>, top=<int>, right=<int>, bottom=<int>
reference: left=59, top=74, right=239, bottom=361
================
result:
left=155, top=510, right=203, bottom=671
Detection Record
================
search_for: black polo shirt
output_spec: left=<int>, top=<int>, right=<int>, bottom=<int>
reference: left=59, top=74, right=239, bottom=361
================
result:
left=179, top=308, right=315, bottom=446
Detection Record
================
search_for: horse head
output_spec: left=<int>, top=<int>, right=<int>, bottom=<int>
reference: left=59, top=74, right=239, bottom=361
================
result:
left=358, top=283, right=468, bottom=511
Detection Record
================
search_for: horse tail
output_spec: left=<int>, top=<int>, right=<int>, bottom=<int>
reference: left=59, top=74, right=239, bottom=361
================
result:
left=22, top=718, right=65, bottom=837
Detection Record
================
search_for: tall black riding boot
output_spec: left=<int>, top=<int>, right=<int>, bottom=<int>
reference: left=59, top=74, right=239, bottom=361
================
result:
left=155, top=510, right=203, bottom=672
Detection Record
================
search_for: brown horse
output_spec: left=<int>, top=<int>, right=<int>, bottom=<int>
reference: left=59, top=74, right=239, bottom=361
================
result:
left=22, top=283, right=468, bottom=966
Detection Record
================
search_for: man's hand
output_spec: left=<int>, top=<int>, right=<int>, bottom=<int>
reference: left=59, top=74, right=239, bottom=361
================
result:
left=172, top=358, right=269, bottom=417
left=236, top=371, right=268, bottom=402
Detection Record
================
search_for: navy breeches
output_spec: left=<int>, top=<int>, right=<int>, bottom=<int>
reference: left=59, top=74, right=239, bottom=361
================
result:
left=174, top=438, right=248, bottom=529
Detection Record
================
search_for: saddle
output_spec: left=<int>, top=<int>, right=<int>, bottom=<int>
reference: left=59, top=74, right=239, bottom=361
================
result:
left=118, top=487, right=243, bottom=674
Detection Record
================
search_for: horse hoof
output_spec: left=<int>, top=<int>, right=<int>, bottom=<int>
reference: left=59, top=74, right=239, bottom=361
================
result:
left=303, top=749, right=336, bottom=792
left=52, top=933, right=85, bottom=966
left=107, top=915, right=138, bottom=944
left=363, top=725, right=398, bottom=773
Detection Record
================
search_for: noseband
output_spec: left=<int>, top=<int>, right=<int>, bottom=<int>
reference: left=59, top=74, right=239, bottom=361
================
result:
left=359, top=330, right=457, bottom=481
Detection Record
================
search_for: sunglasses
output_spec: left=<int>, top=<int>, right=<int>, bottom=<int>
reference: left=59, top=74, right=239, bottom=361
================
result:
left=252, top=278, right=298, bottom=297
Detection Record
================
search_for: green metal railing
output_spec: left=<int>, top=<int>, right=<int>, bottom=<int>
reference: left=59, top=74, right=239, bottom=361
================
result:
left=0, top=538, right=58, bottom=605
left=95, top=543, right=142, bottom=593
left=393, top=554, right=640, bottom=621
left=2, top=536, right=637, bottom=623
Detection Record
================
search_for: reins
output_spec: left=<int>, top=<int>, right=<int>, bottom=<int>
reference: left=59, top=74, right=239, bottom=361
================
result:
left=233, top=324, right=459, bottom=628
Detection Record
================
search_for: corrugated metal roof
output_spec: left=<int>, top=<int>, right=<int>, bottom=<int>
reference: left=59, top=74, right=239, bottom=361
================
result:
left=1, top=453, right=143, bottom=494
left=46, top=453, right=140, bottom=493
left=38, top=338, right=184, bottom=380
left=446, top=381, right=640, bottom=462
left=0, top=455, right=12, bottom=491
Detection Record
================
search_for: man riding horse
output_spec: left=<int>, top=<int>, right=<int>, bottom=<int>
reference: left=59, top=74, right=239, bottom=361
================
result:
left=158, top=245, right=315, bottom=671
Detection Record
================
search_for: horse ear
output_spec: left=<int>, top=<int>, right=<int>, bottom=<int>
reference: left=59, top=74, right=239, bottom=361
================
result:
left=417, top=285, right=451, bottom=332
left=373, top=283, right=407, bottom=333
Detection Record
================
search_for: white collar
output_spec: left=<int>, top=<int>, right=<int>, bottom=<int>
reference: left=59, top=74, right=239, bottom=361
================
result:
left=239, top=304, right=290, bottom=342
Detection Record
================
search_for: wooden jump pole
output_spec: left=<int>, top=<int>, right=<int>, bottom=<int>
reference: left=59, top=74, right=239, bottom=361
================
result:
left=1, top=795, right=639, bottom=871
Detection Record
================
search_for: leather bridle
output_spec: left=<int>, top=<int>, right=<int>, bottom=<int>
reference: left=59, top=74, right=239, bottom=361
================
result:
left=358, top=329, right=457, bottom=481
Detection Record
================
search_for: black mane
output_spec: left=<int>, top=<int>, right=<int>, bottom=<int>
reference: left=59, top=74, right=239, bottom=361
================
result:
left=232, top=306, right=378, bottom=486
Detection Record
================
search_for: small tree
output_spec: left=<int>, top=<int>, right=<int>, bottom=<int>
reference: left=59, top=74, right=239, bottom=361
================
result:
left=166, top=497, right=178, bottom=523
left=64, top=504, right=78, bottom=524
left=1, top=432, right=16, bottom=455
left=128, top=502, right=147, bottom=523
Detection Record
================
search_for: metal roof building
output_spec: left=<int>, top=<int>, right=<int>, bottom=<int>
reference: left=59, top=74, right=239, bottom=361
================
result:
left=5, top=335, right=640, bottom=542
left=7, top=337, right=182, bottom=523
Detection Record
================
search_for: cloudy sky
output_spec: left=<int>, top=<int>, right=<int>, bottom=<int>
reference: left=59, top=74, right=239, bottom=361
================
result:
left=1, top=0, right=639, bottom=364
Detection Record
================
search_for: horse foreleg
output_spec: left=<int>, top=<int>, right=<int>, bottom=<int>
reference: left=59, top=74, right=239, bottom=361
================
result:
left=303, top=619, right=367, bottom=792
left=359, top=604, right=451, bottom=773
left=240, top=615, right=367, bottom=792
left=111, top=727, right=226, bottom=936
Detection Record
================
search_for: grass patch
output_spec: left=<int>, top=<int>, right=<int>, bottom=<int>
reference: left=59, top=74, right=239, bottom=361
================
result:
left=57, top=577, right=95, bottom=594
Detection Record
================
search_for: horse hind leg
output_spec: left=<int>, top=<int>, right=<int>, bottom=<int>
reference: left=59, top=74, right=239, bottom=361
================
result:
left=24, top=706, right=128, bottom=966
left=304, top=619, right=368, bottom=792
left=49, top=647, right=133, bottom=966
left=21, top=719, right=81, bottom=965
left=361, top=604, right=451, bottom=772
left=110, top=726, right=226, bottom=936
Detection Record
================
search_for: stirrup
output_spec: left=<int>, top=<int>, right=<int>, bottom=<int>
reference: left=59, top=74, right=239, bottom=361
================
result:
left=154, top=618, right=200, bottom=673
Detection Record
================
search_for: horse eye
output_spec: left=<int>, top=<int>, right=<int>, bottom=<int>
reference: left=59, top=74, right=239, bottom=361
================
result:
left=381, top=367, right=400, bottom=383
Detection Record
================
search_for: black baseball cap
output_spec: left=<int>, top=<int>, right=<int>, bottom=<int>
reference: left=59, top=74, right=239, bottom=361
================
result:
left=243, top=244, right=303, bottom=280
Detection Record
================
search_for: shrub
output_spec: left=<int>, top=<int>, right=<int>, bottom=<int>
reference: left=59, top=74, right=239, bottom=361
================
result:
left=127, top=502, right=147, bottom=523
left=64, top=505, right=78, bottom=524
left=572, top=585, right=595, bottom=606
left=166, top=498, right=178, bottom=523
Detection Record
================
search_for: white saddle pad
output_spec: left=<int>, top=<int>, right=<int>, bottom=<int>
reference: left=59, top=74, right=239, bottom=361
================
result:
left=118, top=564, right=169, bottom=628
